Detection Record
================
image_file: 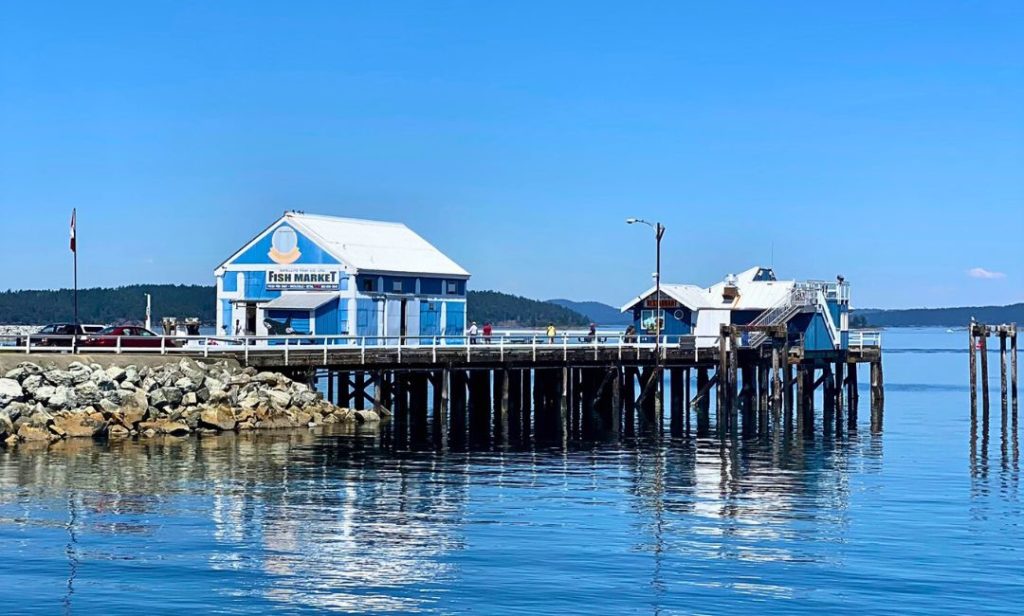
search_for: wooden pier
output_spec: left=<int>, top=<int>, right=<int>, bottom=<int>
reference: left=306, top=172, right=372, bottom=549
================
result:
left=248, top=331, right=885, bottom=444
left=1, top=328, right=884, bottom=443
left=969, top=322, right=1019, bottom=420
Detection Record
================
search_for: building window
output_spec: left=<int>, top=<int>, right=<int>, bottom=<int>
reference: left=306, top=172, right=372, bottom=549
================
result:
left=362, top=278, right=376, bottom=293
left=392, top=280, right=404, bottom=293
left=446, top=281, right=458, bottom=295
left=640, top=309, right=665, bottom=334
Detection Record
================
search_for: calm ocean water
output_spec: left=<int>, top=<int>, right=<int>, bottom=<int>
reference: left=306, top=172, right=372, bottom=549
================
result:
left=1, top=327, right=1020, bottom=615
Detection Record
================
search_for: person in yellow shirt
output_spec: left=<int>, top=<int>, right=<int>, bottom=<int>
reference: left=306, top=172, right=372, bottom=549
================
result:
left=546, top=323, right=556, bottom=344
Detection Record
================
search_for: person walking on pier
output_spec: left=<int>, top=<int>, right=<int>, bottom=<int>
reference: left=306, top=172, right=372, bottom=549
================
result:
left=469, top=321, right=479, bottom=345
left=483, top=322, right=493, bottom=344
left=586, top=323, right=597, bottom=343
left=546, top=323, right=556, bottom=344
left=234, top=319, right=243, bottom=337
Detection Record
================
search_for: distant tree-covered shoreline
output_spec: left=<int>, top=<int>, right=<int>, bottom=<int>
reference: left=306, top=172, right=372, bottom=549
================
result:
left=0, top=285, right=591, bottom=328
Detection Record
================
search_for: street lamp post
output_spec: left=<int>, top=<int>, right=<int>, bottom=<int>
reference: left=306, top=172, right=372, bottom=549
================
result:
left=627, top=217, right=666, bottom=428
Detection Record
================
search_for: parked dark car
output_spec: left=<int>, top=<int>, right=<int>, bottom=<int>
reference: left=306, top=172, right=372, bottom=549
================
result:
left=15, top=323, right=106, bottom=348
left=81, top=326, right=181, bottom=349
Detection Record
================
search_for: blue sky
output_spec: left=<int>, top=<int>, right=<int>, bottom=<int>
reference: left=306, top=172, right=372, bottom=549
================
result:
left=1, top=1, right=1021, bottom=308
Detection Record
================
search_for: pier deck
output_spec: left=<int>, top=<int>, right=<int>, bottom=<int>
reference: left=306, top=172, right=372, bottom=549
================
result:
left=2, top=330, right=884, bottom=442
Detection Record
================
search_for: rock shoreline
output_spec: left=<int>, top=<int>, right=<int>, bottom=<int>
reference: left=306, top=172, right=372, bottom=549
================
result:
left=0, top=358, right=382, bottom=446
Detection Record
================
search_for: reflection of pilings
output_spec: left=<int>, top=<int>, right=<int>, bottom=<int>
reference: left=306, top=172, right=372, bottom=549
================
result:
left=870, top=361, right=884, bottom=435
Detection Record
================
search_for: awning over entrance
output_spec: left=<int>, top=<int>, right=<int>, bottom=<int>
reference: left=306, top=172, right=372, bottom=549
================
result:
left=262, top=292, right=338, bottom=310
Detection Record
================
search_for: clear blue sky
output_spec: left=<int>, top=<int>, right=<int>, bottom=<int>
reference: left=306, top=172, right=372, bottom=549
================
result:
left=1, top=1, right=1021, bottom=308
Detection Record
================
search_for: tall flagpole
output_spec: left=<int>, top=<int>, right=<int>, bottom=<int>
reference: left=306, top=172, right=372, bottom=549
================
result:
left=71, top=209, right=78, bottom=329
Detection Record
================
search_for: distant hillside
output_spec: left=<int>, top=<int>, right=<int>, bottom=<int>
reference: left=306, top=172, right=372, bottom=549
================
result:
left=0, top=285, right=589, bottom=328
left=0, top=285, right=216, bottom=325
left=549, top=299, right=631, bottom=326
left=856, top=303, right=1024, bottom=328
left=468, top=291, right=589, bottom=327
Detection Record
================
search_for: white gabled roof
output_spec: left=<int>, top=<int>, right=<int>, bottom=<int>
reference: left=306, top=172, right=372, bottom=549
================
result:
left=221, top=212, right=470, bottom=278
left=622, top=266, right=797, bottom=313
left=620, top=284, right=716, bottom=312
left=288, top=213, right=470, bottom=277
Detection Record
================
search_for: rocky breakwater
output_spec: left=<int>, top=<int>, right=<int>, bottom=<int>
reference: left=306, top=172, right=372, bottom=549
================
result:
left=0, top=358, right=382, bottom=446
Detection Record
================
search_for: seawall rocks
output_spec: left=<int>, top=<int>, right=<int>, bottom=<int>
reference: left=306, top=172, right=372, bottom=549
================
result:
left=0, top=357, right=369, bottom=446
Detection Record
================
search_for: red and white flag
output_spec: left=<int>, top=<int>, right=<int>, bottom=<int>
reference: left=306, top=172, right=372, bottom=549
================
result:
left=69, top=209, right=76, bottom=253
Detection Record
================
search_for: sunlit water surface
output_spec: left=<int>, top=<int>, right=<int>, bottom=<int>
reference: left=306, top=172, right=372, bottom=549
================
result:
left=0, top=328, right=1020, bottom=614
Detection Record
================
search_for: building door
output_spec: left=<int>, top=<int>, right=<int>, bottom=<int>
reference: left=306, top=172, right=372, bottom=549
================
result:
left=399, top=299, right=408, bottom=343
left=245, top=303, right=257, bottom=335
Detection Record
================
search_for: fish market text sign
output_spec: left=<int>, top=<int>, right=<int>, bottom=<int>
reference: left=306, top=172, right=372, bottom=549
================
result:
left=266, top=270, right=341, bottom=290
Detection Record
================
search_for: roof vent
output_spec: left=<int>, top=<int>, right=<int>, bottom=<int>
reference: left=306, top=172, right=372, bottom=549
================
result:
left=723, top=274, right=739, bottom=301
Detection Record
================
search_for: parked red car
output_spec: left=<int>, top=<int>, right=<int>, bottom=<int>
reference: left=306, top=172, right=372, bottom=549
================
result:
left=82, top=326, right=180, bottom=348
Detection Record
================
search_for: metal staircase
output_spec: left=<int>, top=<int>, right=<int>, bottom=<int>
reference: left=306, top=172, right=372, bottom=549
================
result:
left=747, top=284, right=823, bottom=348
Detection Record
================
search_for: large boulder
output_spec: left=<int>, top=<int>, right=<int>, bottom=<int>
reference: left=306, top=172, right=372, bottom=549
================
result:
left=267, top=390, right=291, bottom=410
left=138, top=420, right=189, bottom=436
left=67, top=363, right=92, bottom=385
left=0, top=412, right=13, bottom=437
left=17, top=424, right=55, bottom=442
left=2, top=401, right=31, bottom=423
left=21, top=374, right=43, bottom=396
left=73, top=381, right=101, bottom=406
left=174, top=377, right=199, bottom=392
left=0, top=378, right=24, bottom=405
left=199, top=406, right=237, bottom=431
left=104, top=366, right=127, bottom=382
left=47, top=386, right=76, bottom=410
left=44, top=369, right=73, bottom=387
left=353, top=409, right=381, bottom=424
left=52, top=415, right=106, bottom=438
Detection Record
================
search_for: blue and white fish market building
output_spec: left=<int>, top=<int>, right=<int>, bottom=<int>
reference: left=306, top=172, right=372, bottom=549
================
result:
left=215, top=212, right=470, bottom=341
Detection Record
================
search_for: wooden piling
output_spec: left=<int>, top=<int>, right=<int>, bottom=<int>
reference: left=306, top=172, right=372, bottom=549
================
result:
left=846, top=362, right=858, bottom=431
left=610, top=366, right=622, bottom=436
left=684, top=368, right=691, bottom=436
left=771, top=345, right=782, bottom=428
left=969, top=327, right=978, bottom=415
left=450, top=370, right=467, bottom=443
left=1012, top=327, right=1018, bottom=416
left=1000, top=330, right=1008, bottom=415
left=696, top=367, right=710, bottom=437
left=670, top=367, right=684, bottom=437
left=823, top=364, right=835, bottom=437
left=435, top=369, right=449, bottom=445
left=521, top=368, right=532, bottom=438
left=980, top=333, right=990, bottom=411
left=783, top=356, right=794, bottom=432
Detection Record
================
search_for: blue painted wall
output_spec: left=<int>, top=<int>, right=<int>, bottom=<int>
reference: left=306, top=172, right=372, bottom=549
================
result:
left=419, top=300, right=443, bottom=342
left=242, top=272, right=282, bottom=302
left=420, top=278, right=443, bottom=295
left=356, top=298, right=380, bottom=341
left=231, top=223, right=340, bottom=265
left=221, top=300, right=232, bottom=333
left=266, top=309, right=311, bottom=335
left=315, top=299, right=342, bottom=336
left=630, top=305, right=694, bottom=340
left=382, top=276, right=417, bottom=294
left=802, top=313, right=834, bottom=351
left=222, top=272, right=238, bottom=293
left=444, top=301, right=466, bottom=342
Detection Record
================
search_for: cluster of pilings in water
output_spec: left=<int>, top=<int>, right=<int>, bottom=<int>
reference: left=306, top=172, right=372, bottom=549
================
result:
left=311, top=353, right=885, bottom=447
left=969, top=321, right=1019, bottom=419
